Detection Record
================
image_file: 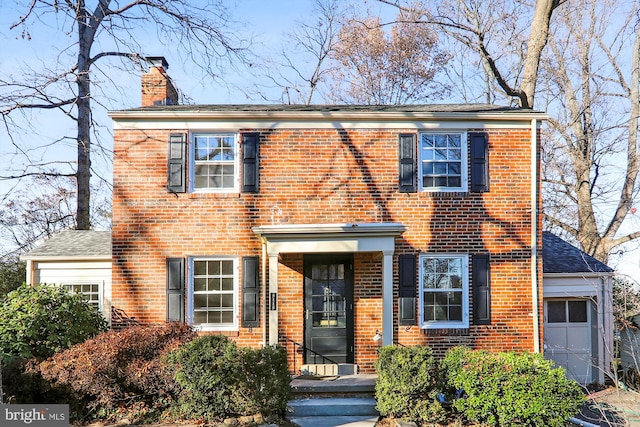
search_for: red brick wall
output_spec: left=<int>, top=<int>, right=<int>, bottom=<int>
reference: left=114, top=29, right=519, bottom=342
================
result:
left=112, top=125, right=543, bottom=373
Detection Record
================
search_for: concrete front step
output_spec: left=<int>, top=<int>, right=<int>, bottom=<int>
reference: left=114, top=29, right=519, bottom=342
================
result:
left=301, top=363, right=358, bottom=376
left=287, top=397, right=378, bottom=417
left=287, top=415, right=379, bottom=427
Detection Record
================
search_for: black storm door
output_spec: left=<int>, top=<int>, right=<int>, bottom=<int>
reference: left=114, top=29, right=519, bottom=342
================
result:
left=304, top=254, right=354, bottom=364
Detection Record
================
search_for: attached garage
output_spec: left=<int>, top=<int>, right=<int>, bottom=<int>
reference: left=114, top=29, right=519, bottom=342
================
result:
left=21, top=230, right=112, bottom=323
left=543, top=232, right=614, bottom=385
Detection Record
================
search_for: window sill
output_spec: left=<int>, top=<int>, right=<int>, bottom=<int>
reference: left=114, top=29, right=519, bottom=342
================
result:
left=193, top=324, right=239, bottom=333
left=422, top=327, right=470, bottom=336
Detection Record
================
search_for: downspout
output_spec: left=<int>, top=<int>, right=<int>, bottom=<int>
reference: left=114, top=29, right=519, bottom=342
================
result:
left=261, top=236, right=268, bottom=348
left=531, top=118, right=541, bottom=353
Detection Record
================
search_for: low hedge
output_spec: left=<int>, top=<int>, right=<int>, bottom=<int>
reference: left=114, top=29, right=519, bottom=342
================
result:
left=442, top=346, right=584, bottom=427
left=375, top=345, right=447, bottom=424
left=165, top=334, right=291, bottom=421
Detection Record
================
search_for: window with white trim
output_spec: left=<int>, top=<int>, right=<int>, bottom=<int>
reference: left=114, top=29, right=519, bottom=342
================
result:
left=419, top=132, right=468, bottom=192
left=419, top=254, right=469, bottom=329
left=191, top=133, right=238, bottom=191
left=62, top=282, right=101, bottom=309
left=189, top=257, right=238, bottom=330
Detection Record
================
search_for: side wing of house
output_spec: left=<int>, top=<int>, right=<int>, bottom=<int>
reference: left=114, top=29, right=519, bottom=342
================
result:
left=542, top=232, right=614, bottom=384
left=21, top=230, right=112, bottom=323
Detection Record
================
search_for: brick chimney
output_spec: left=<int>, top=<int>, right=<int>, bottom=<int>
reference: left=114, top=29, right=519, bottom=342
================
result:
left=141, top=56, right=179, bottom=107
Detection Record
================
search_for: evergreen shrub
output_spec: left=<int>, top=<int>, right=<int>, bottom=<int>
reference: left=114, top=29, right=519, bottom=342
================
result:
left=165, top=334, right=291, bottom=421
left=442, top=346, right=584, bottom=427
left=375, top=345, right=447, bottom=424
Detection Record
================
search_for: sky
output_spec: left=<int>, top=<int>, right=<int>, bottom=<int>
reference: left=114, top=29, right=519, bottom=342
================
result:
left=0, top=0, right=639, bottom=283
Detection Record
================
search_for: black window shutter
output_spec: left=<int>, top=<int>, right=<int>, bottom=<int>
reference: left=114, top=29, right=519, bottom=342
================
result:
left=242, top=256, right=260, bottom=327
left=166, top=258, right=185, bottom=322
left=398, top=254, right=417, bottom=325
left=242, top=133, right=259, bottom=193
left=398, top=134, right=417, bottom=193
left=167, top=133, right=187, bottom=193
left=470, top=132, right=489, bottom=192
left=472, top=254, right=491, bottom=325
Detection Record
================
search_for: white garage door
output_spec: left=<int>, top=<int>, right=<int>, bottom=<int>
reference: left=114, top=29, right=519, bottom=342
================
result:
left=544, top=299, right=592, bottom=384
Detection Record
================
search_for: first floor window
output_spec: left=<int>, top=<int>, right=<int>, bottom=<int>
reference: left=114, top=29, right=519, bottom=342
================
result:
left=190, top=257, right=238, bottom=330
left=62, top=282, right=101, bottom=309
left=419, top=254, right=469, bottom=329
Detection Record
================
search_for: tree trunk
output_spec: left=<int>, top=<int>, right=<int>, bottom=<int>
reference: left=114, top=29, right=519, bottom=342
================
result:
left=75, top=1, right=92, bottom=230
left=520, top=0, right=559, bottom=108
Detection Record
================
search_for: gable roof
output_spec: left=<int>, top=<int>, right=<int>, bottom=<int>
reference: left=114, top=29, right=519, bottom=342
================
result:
left=20, top=230, right=111, bottom=261
left=543, top=232, right=613, bottom=274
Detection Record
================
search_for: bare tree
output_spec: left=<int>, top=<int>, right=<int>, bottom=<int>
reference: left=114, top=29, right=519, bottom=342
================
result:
left=541, top=0, right=640, bottom=262
left=254, top=0, right=342, bottom=104
left=0, top=175, right=111, bottom=258
left=377, top=0, right=566, bottom=108
left=1, top=0, right=248, bottom=230
left=328, top=9, right=450, bottom=104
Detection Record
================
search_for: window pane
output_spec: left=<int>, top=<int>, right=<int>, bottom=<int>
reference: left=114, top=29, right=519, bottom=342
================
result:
left=221, top=310, right=234, bottom=324
left=209, top=278, right=221, bottom=291
left=221, top=278, right=233, bottom=291
left=568, top=301, right=588, bottom=323
left=194, top=311, right=207, bottom=323
left=434, top=135, right=447, bottom=147
left=221, top=260, right=233, bottom=275
left=449, top=305, right=462, bottom=321
left=194, top=278, right=207, bottom=292
left=435, top=177, right=448, bottom=187
left=209, top=261, right=220, bottom=275
left=194, top=294, right=208, bottom=309
left=434, top=163, right=447, bottom=175
left=547, top=301, right=566, bottom=323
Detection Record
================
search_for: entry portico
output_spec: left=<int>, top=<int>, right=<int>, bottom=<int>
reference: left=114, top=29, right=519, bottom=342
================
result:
left=253, top=223, right=406, bottom=350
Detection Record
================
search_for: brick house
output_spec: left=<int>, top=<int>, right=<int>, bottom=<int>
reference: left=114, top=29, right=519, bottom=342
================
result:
left=109, top=59, right=547, bottom=374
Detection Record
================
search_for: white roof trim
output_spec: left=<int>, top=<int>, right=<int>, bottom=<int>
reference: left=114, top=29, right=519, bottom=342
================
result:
left=253, top=222, right=406, bottom=239
left=543, top=272, right=614, bottom=279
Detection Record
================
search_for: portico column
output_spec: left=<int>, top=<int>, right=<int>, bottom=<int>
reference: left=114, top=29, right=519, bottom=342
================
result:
left=382, top=250, right=394, bottom=345
left=268, top=253, right=279, bottom=346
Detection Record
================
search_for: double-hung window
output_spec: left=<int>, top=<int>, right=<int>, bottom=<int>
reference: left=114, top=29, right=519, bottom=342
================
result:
left=419, top=254, right=469, bottom=329
left=419, top=132, right=467, bottom=192
left=192, top=133, right=238, bottom=191
left=189, top=257, right=238, bottom=331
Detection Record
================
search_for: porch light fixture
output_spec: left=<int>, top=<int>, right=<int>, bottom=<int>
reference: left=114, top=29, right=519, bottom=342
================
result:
left=373, top=330, right=383, bottom=342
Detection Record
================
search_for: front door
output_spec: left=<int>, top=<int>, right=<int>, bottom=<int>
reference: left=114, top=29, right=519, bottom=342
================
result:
left=304, top=254, right=354, bottom=364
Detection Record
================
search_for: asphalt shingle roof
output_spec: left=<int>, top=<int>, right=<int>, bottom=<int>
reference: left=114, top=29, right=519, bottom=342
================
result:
left=117, top=103, right=542, bottom=114
left=543, top=231, right=613, bottom=274
left=21, top=230, right=111, bottom=259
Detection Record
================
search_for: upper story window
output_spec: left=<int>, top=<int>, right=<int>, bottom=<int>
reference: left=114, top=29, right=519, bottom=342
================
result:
left=419, top=254, right=469, bottom=329
left=188, top=257, right=238, bottom=331
left=419, top=132, right=468, bottom=192
left=191, top=133, right=238, bottom=191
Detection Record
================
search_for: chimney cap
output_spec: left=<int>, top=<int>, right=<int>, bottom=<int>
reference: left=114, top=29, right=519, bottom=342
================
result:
left=145, top=56, right=169, bottom=70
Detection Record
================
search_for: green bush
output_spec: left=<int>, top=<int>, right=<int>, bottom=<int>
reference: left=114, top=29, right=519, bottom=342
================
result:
left=442, top=347, right=584, bottom=427
left=165, top=335, right=291, bottom=421
left=375, top=345, right=447, bottom=425
left=0, top=283, right=108, bottom=363
left=10, top=323, right=196, bottom=423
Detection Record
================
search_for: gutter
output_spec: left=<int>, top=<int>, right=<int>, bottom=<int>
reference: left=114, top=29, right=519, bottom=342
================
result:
left=531, top=118, right=541, bottom=353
